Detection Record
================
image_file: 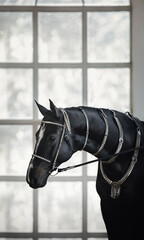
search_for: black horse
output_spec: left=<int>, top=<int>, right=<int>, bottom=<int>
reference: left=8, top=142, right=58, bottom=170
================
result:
left=26, top=100, right=144, bottom=240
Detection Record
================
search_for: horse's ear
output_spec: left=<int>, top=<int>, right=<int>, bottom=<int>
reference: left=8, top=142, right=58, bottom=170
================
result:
left=35, top=100, right=50, bottom=116
left=49, top=99, right=60, bottom=119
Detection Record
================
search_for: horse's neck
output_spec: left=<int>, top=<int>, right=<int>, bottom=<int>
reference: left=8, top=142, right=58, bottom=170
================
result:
left=67, top=107, right=138, bottom=157
left=66, top=107, right=111, bottom=155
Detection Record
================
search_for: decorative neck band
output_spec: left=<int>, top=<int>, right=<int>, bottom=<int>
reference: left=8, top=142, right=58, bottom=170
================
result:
left=106, top=110, right=124, bottom=164
left=100, top=113, right=141, bottom=199
left=79, top=108, right=89, bottom=151
left=93, top=109, right=109, bottom=157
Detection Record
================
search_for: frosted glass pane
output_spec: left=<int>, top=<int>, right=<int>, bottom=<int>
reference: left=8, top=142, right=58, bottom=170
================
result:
left=38, top=12, right=82, bottom=62
left=38, top=0, right=82, bottom=5
left=85, top=0, right=129, bottom=5
left=39, top=239, right=81, bottom=240
left=88, top=68, right=130, bottom=112
left=88, top=12, right=130, bottom=62
left=87, top=153, right=98, bottom=176
left=0, top=12, right=32, bottom=62
left=39, top=69, right=82, bottom=108
left=0, top=182, right=33, bottom=232
left=0, top=69, right=33, bottom=119
left=88, top=238, right=108, bottom=240
left=88, top=181, right=106, bottom=232
left=39, top=182, right=82, bottom=232
left=1, top=239, right=32, bottom=240
left=0, top=125, right=32, bottom=175
left=0, top=0, right=35, bottom=5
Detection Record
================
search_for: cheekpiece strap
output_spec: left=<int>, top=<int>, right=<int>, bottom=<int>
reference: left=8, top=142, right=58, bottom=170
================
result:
left=60, top=108, right=71, bottom=133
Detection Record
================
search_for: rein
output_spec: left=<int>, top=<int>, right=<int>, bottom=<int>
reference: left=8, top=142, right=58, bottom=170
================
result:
left=51, top=145, right=144, bottom=175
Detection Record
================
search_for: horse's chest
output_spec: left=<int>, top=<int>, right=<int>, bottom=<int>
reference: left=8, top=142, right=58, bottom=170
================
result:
left=96, top=154, right=144, bottom=201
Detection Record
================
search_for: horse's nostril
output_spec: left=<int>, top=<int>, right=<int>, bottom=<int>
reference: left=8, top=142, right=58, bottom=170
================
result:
left=28, top=178, right=39, bottom=189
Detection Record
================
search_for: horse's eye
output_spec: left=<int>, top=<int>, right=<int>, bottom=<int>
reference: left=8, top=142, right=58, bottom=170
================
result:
left=49, top=136, right=55, bottom=141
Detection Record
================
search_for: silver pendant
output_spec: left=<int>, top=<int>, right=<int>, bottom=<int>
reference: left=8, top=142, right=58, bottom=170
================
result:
left=111, top=182, right=121, bottom=199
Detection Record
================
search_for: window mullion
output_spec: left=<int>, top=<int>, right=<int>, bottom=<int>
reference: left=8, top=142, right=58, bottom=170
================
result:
left=82, top=9, right=88, bottom=240
left=33, top=8, right=39, bottom=240
left=82, top=8, right=87, bottom=106
left=33, top=8, right=38, bottom=120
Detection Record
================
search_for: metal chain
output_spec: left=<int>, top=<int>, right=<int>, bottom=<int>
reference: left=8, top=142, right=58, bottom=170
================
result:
left=79, top=108, right=89, bottom=150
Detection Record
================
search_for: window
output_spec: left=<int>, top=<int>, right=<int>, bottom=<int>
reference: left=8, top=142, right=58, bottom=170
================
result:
left=0, top=0, right=131, bottom=239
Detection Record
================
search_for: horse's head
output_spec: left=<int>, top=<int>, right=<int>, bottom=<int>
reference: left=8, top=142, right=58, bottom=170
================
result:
left=26, top=100, right=73, bottom=189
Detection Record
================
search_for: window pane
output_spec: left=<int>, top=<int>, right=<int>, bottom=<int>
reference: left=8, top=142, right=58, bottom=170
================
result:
left=87, top=153, right=98, bottom=176
left=38, top=69, right=82, bottom=108
left=88, top=68, right=130, bottom=112
left=88, top=12, right=130, bottom=62
left=88, top=181, right=106, bottom=232
left=0, top=125, right=32, bottom=176
left=38, top=12, right=82, bottom=62
left=0, top=12, right=32, bottom=62
left=38, top=182, right=82, bottom=232
left=0, top=69, right=33, bottom=119
left=1, top=239, right=32, bottom=240
left=39, top=239, right=81, bottom=240
left=85, top=0, right=129, bottom=5
left=0, top=0, right=35, bottom=5
left=0, top=182, right=33, bottom=232
left=38, top=0, right=82, bottom=5
left=88, top=238, right=107, bottom=240
left=37, top=0, right=130, bottom=5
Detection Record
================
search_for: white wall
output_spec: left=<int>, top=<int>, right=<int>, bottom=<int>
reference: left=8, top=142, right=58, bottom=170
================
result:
left=132, top=0, right=144, bottom=120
